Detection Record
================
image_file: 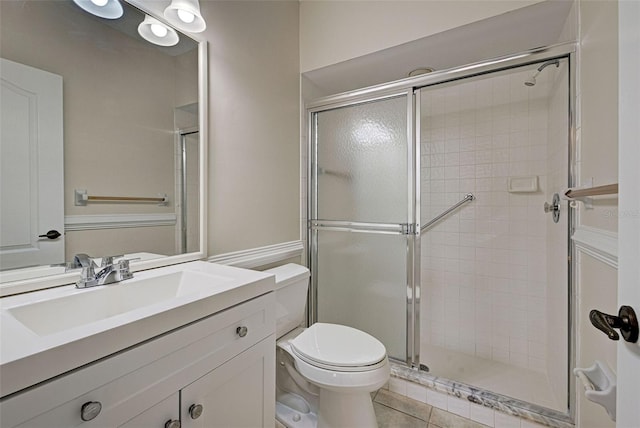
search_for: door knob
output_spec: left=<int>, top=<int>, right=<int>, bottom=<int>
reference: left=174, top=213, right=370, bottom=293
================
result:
left=589, top=305, right=639, bottom=343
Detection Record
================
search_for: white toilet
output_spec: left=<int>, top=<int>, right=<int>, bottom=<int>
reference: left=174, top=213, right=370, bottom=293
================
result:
left=266, top=264, right=390, bottom=428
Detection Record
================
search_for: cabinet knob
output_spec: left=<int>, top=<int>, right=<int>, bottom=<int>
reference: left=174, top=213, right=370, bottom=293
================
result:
left=80, top=401, right=102, bottom=421
left=236, top=326, right=248, bottom=337
left=165, top=419, right=181, bottom=428
left=189, top=403, right=204, bottom=419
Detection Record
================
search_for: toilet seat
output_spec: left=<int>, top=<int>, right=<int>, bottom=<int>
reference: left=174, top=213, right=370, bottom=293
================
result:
left=290, top=323, right=387, bottom=372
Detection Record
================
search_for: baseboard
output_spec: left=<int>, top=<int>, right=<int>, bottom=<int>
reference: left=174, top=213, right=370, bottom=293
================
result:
left=65, top=213, right=177, bottom=231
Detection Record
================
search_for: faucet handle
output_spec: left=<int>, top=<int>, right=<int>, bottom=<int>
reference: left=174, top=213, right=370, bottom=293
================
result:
left=100, top=255, right=124, bottom=267
left=76, top=265, right=97, bottom=288
left=117, top=259, right=133, bottom=281
left=73, top=253, right=96, bottom=269
left=80, top=265, right=95, bottom=279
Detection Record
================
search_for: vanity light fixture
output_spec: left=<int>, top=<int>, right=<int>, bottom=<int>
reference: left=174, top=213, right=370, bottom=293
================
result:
left=163, top=0, right=206, bottom=33
left=72, top=0, right=123, bottom=19
left=138, top=15, right=179, bottom=47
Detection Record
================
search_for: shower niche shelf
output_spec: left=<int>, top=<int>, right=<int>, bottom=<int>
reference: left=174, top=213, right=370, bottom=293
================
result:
left=507, top=176, right=538, bottom=193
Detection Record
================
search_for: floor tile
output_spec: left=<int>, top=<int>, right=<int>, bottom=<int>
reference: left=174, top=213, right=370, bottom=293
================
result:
left=374, top=402, right=428, bottom=428
left=374, top=389, right=433, bottom=421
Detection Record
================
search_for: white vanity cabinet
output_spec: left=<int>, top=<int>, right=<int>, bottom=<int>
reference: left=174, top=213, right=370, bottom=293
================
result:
left=120, top=393, right=180, bottom=428
left=180, top=338, right=274, bottom=428
left=0, top=293, right=275, bottom=428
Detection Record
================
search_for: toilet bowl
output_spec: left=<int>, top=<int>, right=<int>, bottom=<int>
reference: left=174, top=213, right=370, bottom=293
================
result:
left=266, top=264, right=390, bottom=428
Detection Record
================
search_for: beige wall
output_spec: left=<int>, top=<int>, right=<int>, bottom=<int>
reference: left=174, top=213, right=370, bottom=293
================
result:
left=578, top=0, right=619, bottom=232
left=202, top=1, right=300, bottom=255
left=299, top=0, right=544, bottom=72
left=574, top=0, right=619, bottom=426
left=137, top=0, right=301, bottom=258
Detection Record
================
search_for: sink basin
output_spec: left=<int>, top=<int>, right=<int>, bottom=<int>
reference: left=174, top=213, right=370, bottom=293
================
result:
left=8, top=270, right=232, bottom=336
left=0, top=260, right=275, bottom=399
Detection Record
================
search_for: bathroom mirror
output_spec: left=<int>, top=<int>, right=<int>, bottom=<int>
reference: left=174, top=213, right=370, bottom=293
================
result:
left=0, top=0, right=207, bottom=292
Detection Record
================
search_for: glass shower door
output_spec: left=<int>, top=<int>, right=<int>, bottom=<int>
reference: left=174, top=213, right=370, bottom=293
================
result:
left=417, top=58, right=570, bottom=411
left=310, top=94, right=417, bottom=363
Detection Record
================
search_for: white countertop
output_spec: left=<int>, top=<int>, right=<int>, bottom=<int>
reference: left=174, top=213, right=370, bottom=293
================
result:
left=0, top=261, right=274, bottom=398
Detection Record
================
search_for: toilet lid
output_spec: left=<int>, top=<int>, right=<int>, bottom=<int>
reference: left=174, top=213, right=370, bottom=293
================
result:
left=290, top=323, right=387, bottom=368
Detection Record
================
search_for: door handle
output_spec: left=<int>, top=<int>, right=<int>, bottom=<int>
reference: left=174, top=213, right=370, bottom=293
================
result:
left=38, top=230, right=61, bottom=240
left=589, top=305, right=639, bottom=343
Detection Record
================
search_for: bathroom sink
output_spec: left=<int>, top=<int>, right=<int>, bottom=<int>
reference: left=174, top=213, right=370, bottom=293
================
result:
left=8, top=270, right=232, bottom=336
left=0, top=261, right=275, bottom=399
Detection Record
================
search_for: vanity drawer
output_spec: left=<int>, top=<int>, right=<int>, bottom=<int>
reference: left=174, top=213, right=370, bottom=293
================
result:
left=0, top=293, right=275, bottom=428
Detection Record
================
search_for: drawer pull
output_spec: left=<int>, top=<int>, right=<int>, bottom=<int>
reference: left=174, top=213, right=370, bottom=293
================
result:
left=165, top=419, right=181, bottom=428
left=189, top=403, right=204, bottom=419
left=236, top=326, right=248, bottom=337
left=80, top=401, right=102, bottom=421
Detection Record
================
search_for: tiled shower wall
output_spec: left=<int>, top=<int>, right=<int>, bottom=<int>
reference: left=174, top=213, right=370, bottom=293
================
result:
left=420, top=67, right=563, bottom=374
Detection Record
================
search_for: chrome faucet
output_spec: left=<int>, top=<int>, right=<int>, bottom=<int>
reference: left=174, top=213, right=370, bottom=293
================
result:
left=75, top=254, right=133, bottom=288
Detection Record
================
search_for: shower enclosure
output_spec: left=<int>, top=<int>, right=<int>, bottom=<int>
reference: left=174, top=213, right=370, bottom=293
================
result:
left=308, top=47, right=574, bottom=417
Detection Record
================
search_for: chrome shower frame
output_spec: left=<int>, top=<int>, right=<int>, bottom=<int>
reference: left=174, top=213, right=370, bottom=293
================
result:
left=307, top=42, right=577, bottom=419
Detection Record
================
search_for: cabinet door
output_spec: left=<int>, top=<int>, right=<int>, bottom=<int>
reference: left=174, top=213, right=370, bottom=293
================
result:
left=181, top=336, right=275, bottom=428
left=120, top=393, right=179, bottom=428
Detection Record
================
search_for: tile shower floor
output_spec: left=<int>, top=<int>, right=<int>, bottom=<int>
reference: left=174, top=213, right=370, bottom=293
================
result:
left=421, top=344, right=564, bottom=411
left=373, top=389, right=491, bottom=428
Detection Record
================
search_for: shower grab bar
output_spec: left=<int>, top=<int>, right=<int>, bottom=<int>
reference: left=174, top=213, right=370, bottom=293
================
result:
left=420, top=193, right=475, bottom=232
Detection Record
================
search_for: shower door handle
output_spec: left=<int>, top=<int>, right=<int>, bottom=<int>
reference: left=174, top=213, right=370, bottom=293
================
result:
left=589, top=306, right=639, bottom=343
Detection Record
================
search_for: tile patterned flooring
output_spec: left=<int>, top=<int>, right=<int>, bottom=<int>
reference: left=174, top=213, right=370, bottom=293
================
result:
left=276, top=388, right=550, bottom=428
left=374, top=389, right=490, bottom=428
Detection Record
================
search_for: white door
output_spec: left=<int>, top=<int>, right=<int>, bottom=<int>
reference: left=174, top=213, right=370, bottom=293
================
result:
left=616, top=2, right=640, bottom=426
left=0, top=58, right=64, bottom=269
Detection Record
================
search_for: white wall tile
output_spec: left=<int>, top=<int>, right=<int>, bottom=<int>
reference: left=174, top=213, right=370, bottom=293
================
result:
left=470, top=403, right=495, bottom=426
left=521, top=419, right=548, bottom=428
left=419, top=71, right=562, bottom=382
left=495, top=412, right=522, bottom=428
left=426, top=389, right=449, bottom=410
left=447, top=395, right=471, bottom=418
left=388, top=377, right=407, bottom=396
left=406, top=381, right=428, bottom=404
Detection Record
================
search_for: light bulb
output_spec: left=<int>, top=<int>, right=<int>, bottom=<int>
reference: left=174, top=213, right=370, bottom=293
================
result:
left=90, top=0, right=109, bottom=6
left=150, top=23, right=168, bottom=38
left=177, top=9, right=195, bottom=24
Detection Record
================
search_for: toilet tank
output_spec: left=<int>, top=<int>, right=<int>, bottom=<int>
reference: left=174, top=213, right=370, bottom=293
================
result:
left=264, top=263, right=310, bottom=338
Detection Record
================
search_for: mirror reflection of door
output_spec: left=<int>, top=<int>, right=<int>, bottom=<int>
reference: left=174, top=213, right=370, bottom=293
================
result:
left=179, top=129, right=199, bottom=254
left=0, top=58, right=64, bottom=269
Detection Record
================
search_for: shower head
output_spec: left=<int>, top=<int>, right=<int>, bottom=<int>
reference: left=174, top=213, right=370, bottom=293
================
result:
left=524, top=59, right=560, bottom=87
left=524, top=75, right=538, bottom=87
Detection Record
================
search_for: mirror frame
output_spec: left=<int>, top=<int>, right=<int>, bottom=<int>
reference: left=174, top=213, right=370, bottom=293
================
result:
left=0, top=0, right=208, bottom=296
